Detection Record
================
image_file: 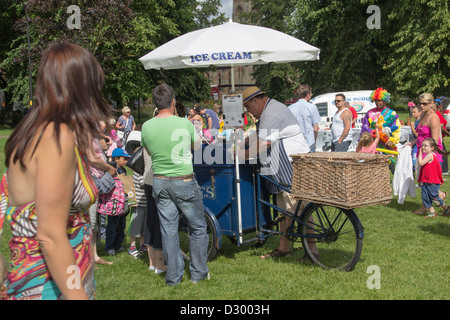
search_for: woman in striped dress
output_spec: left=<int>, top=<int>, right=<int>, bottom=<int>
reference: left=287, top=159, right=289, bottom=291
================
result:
left=0, top=43, right=110, bottom=300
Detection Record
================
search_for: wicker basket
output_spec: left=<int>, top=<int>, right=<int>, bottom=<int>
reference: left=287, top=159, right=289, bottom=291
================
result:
left=290, top=152, right=392, bottom=209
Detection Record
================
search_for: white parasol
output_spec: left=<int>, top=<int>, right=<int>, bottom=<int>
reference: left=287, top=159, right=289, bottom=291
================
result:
left=139, top=21, right=320, bottom=245
left=139, top=20, right=320, bottom=91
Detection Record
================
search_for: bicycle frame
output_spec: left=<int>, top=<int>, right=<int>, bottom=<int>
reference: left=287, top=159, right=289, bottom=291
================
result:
left=254, top=170, right=364, bottom=242
left=254, top=170, right=314, bottom=241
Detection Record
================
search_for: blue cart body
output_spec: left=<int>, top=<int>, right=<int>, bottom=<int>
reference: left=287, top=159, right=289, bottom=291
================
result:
left=193, top=144, right=273, bottom=248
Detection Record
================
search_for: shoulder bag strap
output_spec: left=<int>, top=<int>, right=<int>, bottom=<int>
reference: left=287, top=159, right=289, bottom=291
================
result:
left=0, top=174, right=9, bottom=243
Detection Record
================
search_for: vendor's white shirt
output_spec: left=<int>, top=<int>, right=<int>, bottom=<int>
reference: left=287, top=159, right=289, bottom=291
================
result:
left=258, top=99, right=310, bottom=160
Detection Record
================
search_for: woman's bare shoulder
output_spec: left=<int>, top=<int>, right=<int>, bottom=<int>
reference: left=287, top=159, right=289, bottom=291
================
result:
left=40, top=123, right=76, bottom=149
left=30, top=123, right=78, bottom=168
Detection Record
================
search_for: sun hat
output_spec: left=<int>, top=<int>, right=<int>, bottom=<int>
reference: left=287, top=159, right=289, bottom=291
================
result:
left=112, top=148, right=131, bottom=158
left=370, top=87, right=391, bottom=102
left=242, top=86, right=265, bottom=104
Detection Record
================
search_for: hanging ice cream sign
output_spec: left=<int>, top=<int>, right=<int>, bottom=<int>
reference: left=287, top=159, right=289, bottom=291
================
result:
left=189, top=52, right=253, bottom=63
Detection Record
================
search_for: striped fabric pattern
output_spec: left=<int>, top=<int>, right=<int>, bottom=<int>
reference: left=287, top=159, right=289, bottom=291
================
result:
left=260, top=139, right=293, bottom=194
left=132, top=172, right=147, bottom=208
left=0, top=147, right=97, bottom=300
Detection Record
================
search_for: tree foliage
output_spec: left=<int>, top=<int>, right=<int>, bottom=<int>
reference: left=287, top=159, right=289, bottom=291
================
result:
left=240, top=0, right=300, bottom=101
left=382, top=0, right=450, bottom=96
left=245, top=0, right=449, bottom=100
left=0, top=0, right=226, bottom=106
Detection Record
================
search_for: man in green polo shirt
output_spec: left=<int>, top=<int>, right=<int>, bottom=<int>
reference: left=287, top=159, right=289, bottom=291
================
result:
left=141, top=83, right=209, bottom=286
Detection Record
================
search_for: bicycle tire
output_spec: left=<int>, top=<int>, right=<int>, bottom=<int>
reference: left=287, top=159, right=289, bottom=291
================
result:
left=179, top=210, right=218, bottom=262
left=299, top=204, right=363, bottom=271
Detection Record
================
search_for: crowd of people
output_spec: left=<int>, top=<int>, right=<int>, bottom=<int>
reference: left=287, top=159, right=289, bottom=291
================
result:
left=289, top=86, right=449, bottom=219
left=0, top=42, right=448, bottom=300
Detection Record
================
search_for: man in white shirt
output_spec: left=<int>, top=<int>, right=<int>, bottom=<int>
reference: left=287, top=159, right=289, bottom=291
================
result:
left=239, top=87, right=317, bottom=260
left=331, top=94, right=352, bottom=152
left=288, top=84, right=321, bottom=152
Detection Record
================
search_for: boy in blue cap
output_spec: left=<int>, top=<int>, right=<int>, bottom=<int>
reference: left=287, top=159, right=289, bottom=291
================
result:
left=112, top=148, right=131, bottom=175
left=103, top=148, right=130, bottom=255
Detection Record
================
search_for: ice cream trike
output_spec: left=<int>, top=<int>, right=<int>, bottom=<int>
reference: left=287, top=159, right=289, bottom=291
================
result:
left=178, top=95, right=392, bottom=271
left=178, top=141, right=384, bottom=271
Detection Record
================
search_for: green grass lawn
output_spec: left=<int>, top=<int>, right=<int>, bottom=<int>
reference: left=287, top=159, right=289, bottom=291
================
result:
left=0, top=112, right=449, bottom=300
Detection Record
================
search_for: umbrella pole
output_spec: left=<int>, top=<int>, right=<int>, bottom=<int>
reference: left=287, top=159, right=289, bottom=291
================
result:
left=231, top=65, right=235, bottom=93
left=234, top=128, right=243, bottom=245
left=229, top=70, right=242, bottom=244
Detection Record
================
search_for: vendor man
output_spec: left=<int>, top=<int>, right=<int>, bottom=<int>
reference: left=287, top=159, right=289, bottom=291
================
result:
left=238, top=86, right=315, bottom=260
left=360, top=87, right=401, bottom=150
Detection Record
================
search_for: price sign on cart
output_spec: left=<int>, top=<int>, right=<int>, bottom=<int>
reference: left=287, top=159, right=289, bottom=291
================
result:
left=222, top=94, right=244, bottom=128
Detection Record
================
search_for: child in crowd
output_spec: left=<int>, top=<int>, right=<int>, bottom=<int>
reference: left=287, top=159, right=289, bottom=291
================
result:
left=106, top=118, right=123, bottom=162
left=112, top=148, right=130, bottom=175
left=102, top=148, right=130, bottom=254
left=410, top=105, right=421, bottom=169
left=89, top=137, right=115, bottom=265
left=356, top=127, right=380, bottom=153
left=124, top=128, right=148, bottom=259
left=128, top=170, right=148, bottom=258
left=418, top=138, right=450, bottom=218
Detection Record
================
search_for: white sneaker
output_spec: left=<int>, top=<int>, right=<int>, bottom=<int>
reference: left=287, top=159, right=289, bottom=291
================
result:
left=190, top=272, right=210, bottom=283
left=155, top=268, right=166, bottom=274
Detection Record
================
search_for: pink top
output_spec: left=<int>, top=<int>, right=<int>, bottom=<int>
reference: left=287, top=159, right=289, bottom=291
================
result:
left=90, top=139, right=107, bottom=179
left=358, top=140, right=378, bottom=154
left=106, top=130, right=123, bottom=157
left=416, top=124, right=443, bottom=162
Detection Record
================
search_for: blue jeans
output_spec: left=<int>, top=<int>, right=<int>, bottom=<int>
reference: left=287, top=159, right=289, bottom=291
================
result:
left=105, top=214, right=127, bottom=251
left=421, top=183, right=444, bottom=209
left=331, top=140, right=351, bottom=152
left=152, top=177, right=209, bottom=286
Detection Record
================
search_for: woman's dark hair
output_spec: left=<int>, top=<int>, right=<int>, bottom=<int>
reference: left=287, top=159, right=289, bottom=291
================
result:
left=422, top=138, right=448, bottom=156
left=175, top=101, right=186, bottom=118
left=5, top=42, right=111, bottom=168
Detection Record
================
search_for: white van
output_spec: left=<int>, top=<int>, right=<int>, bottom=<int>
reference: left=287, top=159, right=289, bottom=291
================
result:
left=310, top=90, right=375, bottom=130
left=309, top=90, right=375, bottom=151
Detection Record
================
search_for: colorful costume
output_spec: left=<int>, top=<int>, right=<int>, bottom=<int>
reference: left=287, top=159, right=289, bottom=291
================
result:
left=0, top=147, right=97, bottom=300
left=360, top=88, right=401, bottom=150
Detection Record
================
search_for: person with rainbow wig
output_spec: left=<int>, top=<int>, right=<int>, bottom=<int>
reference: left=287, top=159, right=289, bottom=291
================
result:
left=360, top=87, right=402, bottom=150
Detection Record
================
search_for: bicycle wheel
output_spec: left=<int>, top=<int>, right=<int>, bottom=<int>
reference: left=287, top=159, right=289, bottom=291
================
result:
left=299, top=204, right=363, bottom=271
left=179, top=211, right=218, bottom=261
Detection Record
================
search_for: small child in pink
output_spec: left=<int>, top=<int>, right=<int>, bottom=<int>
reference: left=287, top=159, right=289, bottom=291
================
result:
left=418, top=138, right=450, bottom=217
left=356, top=128, right=380, bottom=153
left=106, top=125, right=123, bottom=162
